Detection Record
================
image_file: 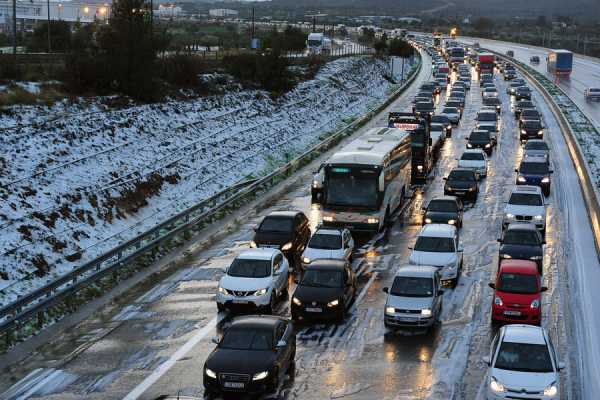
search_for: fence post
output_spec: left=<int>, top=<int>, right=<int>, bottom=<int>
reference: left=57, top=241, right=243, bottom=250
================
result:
left=36, top=311, right=44, bottom=329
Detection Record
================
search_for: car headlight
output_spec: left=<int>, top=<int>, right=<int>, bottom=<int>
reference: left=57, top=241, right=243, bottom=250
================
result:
left=367, top=217, right=379, bottom=224
left=448, top=219, right=456, bottom=225
left=292, top=296, right=302, bottom=306
left=417, top=165, right=424, bottom=171
left=534, top=215, right=543, bottom=220
left=447, top=124, right=452, bottom=129
left=312, top=180, right=319, bottom=188
left=251, top=286, right=267, bottom=296
left=543, top=383, right=558, bottom=396
left=467, top=187, right=475, bottom=192
left=323, top=215, right=334, bottom=222
left=385, top=306, right=396, bottom=314
left=327, top=299, right=340, bottom=307
left=281, top=242, right=293, bottom=251
left=538, top=130, right=544, bottom=136
left=494, top=296, right=503, bottom=306
left=425, top=218, right=432, bottom=224
left=485, top=143, right=491, bottom=148
left=521, top=129, right=527, bottom=134
left=541, top=177, right=550, bottom=183
left=500, top=254, right=512, bottom=259
left=302, top=256, right=311, bottom=264
left=490, top=377, right=506, bottom=393
left=205, top=368, right=217, bottom=379
left=530, top=256, right=543, bottom=261
left=505, top=213, right=515, bottom=219
left=530, top=299, right=540, bottom=309
left=517, top=176, right=526, bottom=183
left=421, top=308, right=432, bottom=317
left=218, top=286, right=228, bottom=295
left=253, top=371, right=269, bottom=381
left=250, top=240, right=257, bottom=248
left=467, top=143, right=473, bottom=148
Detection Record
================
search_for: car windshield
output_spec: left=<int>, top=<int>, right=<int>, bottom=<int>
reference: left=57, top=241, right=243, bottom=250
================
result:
left=428, top=200, right=458, bottom=212
left=220, top=327, right=273, bottom=351
left=524, top=121, right=542, bottom=129
left=517, top=102, right=534, bottom=109
left=461, top=152, right=485, bottom=161
left=483, top=98, right=500, bottom=105
left=522, top=111, right=540, bottom=118
left=259, top=217, right=293, bottom=233
left=391, top=276, right=434, bottom=297
left=431, top=116, right=450, bottom=124
left=509, top=193, right=543, bottom=206
left=503, top=230, right=540, bottom=245
left=520, top=162, right=549, bottom=174
left=416, top=103, right=434, bottom=111
left=494, top=342, right=553, bottom=373
left=308, top=233, right=342, bottom=250
left=525, top=141, right=549, bottom=151
left=498, top=273, right=539, bottom=294
left=470, top=132, right=490, bottom=141
left=477, top=113, right=497, bottom=121
left=446, top=102, right=461, bottom=109
left=443, top=107, right=458, bottom=114
left=301, top=269, right=343, bottom=288
left=227, top=258, right=271, bottom=278
left=448, top=170, right=475, bottom=181
left=414, top=236, right=455, bottom=252
left=518, top=87, right=531, bottom=92
left=431, top=124, right=444, bottom=132
left=484, top=88, right=497, bottom=92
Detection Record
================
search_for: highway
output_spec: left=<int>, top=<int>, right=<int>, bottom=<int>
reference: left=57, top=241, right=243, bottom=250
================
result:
left=0, top=50, right=597, bottom=400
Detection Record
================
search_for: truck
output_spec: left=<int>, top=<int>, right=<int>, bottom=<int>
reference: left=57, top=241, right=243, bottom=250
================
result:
left=477, top=53, right=495, bottom=75
left=388, top=112, right=431, bottom=184
left=449, top=47, right=465, bottom=67
left=306, top=33, right=332, bottom=55
left=547, top=50, right=573, bottom=77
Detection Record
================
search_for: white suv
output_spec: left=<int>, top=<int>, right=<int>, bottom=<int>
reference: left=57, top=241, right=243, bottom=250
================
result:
left=483, top=324, right=564, bottom=399
left=409, top=224, right=463, bottom=287
left=216, top=249, right=289, bottom=313
left=458, top=149, right=488, bottom=178
left=502, top=186, right=546, bottom=234
left=301, top=227, right=354, bottom=268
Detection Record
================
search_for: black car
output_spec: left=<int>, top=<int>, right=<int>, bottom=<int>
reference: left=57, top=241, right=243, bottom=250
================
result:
left=520, top=120, right=544, bottom=142
left=445, top=100, right=464, bottom=115
left=514, top=100, right=535, bottom=119
left=421, top=82, right=440, bottom=95
left=431, top=115, right=453, bottom=137
left=414, top=101, right=435, bottom=120
left=515, top=86, right=532, bottom=101
left=498, top=223, right=545, bottom=273
left=483, top=97, right=502, bottom=113
left=422, top=196, right=464, bottom=227
left=203, top=316, right=296, bottom=396
left=291, top=260, right=357, bottom=322
left=519, top=109, right=542, bottom=127
left=504, top=71, right=517, bottom=80
left=516, top=158, right=553, bottom=196
left=252, top=211, right=311, bottom=268
left=466, top=130, right=494, bottom=155
left=417, top=89, right=435, bottom=99
left=443, top=168, right=479, bottom=201
left=448, top=94, right=466, bottom=109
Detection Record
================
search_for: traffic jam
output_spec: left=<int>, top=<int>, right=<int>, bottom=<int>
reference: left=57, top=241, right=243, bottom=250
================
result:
left=197, top=35, right=571, bottom=400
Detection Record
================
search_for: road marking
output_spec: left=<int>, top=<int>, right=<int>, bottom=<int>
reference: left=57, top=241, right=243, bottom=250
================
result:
left=352, top=271, right=378, bottom=312
left=122, top=317, right=218, bottom=400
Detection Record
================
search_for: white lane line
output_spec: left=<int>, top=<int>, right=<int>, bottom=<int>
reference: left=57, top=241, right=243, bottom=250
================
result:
left=122, top=317, right=218, bottom=400
left=352, top=271, right=378, bottom=312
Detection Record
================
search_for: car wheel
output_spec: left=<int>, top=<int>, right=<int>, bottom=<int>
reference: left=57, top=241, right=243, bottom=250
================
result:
left=266, top=294, right=276, bottom=314
left=217, top=303, right=225, bottom=313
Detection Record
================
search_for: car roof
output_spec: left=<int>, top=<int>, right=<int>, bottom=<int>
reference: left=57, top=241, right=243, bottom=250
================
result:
left=499, top=260, right=539, bottom=275
left=430, top=195, right=459, bottom=203
left=502, top=324, right=546, bottom=345
left=450, top=167, right=477, bottom=173
left=506, top=222, right=539, bottom=232
left=265, top=210, right=301, bottom=219
left=237, top=248, right=278, bottom=260
left=511, top=185, right=542, bottom=195
left=314, top=227, right=343, bottom=236
left=394, top=265, right=438, bottom=278
left=525, top=139, right=546, bottom=146
left=230, top=315, right=286, bottom=330
left=419, top=223, right=456, bottom=237
left=521, top=156, right=547, bottom=164
left=305, top=259, right=347, bottom=270
left=462, top=149, right=486, bottom=155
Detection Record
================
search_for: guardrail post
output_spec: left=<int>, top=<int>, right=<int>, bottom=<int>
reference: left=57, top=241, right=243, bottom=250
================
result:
left=36, top=311, right=44, bottom=329
left=5, top=326, right=14, bottom=347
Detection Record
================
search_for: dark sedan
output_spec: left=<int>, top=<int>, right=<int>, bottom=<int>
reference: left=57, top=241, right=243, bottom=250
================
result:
left=291, top=260, right=357, bottom=322
left=515, top=86, right=532, bottom=101
left=431, top=115, right=453, bottom=137
left=520, top=120, right=544, bottom=142
left=466, top=130, right=494, bottom=155
left=513, top=100, right=535, bottom=119
left=414, top=101, right=435, bottom=120
left=482, top=96, right=502, bottom=113
left=516, top=158, right=553, bottom=196
left=498, top=223, right=545, bottom=273
left=422, top=196, right=464, bottom=227
left=203, top=316, right=296, bottom=396
left=519, top=109, right=542, bottom=127
left=443, top=168, right=479, bottom=202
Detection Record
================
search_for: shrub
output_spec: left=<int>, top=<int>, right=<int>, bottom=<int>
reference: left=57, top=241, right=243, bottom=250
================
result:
left=222, top=50, right=294, bottom=94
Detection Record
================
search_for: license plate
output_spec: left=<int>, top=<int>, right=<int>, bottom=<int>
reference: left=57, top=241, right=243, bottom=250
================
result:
left=305, top=307, right=322, bottom=313
left=232, top=300, right=248, bottom=304
left=223, top=382, right=245, bottom=389
left=504, top=310, right=521, bottom=316
left=397, top=317, right=415, bottom=322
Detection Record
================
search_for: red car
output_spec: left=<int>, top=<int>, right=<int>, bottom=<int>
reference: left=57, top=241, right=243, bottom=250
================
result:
left=488, top=260, right=547, bottom=325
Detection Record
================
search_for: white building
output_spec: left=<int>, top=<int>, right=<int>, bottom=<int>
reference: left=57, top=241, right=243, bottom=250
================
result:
left=0, top=0, right=110, bottom=28
left=208, top=9, right=237, bottom=18
left=156, top=4, right=181, bottom=19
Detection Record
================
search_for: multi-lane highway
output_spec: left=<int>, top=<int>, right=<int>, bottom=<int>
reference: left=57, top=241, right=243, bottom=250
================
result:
left=1, top=49, right=598, bottom=400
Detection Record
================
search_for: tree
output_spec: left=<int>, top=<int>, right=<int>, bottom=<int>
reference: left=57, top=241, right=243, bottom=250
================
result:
left=474, top=17, right=494, bottom=33
left=388, top=38, right=414, bottom=58
left=373, top=38, right=387, bottom=55
left=28, top=21, right=71, bottom=52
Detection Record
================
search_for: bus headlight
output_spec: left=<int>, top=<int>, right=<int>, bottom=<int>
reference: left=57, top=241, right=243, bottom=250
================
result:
left=281, top=242, right=293, bottom=251
left=367, top=218, right=379, bottom=224
left=417, top=165, right=424, bottom=171
left=425, top=218, right=432, bottom=224
left=323, top=216, right=334, bottom=222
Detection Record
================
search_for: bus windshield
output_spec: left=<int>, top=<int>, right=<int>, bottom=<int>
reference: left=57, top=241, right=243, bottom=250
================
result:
left=325, top=166, right=380, bottom=209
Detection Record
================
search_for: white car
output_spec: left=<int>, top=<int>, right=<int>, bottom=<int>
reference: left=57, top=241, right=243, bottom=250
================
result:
left=301, top=227, right=354, bottom=268
left=483, top=325, right=564, bottom=400
left=442, top=107, right=461, bottom=124
left=584, top=88, right=600, bottom=101
left=216, top=249, right=289, bottom=313
left=502, top=186, right=547, bottom=233
left=409, top=224, right=463, bottom=287
left=458, top=149, right=488, bottom=178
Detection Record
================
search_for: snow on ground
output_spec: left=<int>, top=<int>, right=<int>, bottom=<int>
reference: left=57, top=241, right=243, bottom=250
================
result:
left=0, top=56, right=411, bottom=306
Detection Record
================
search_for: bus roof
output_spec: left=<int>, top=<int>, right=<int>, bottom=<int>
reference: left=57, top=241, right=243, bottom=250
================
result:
left=327, top=127, right=410, bottom=167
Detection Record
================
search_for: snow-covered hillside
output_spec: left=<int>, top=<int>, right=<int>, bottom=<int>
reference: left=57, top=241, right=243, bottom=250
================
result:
left=0, top=56, right=408, bottom=305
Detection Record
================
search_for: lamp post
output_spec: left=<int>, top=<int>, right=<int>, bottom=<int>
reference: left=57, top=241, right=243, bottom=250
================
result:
left=47, top=0, right=51, bottom=52
left=12, top=0, right=16, bottom=55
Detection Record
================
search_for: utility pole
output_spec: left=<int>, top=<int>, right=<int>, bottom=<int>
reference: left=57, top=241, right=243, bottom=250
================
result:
left=252, top=7, right=255, bottom=38
left=12, top=0, right=17, bottom=55
left=47, top=0, right=51, bottom=52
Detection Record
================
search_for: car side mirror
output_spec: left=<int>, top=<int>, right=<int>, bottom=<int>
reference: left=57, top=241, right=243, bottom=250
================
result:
left=212, top=336, right=221, bottom=345
left=549, top=170, right=554, bottom=174
left=276, top=340, right=287, bottom=348
left=558, top=361, right=565, bottom=370
left=497, top=238, right=502, bottom=243
left=488, top=282, right=496, bottom=289
left=542, top=240, right=547, bottom=245
left=408, top=246, right=414, bottom=250
left=382, top=287, right=389, bottom=294
left=482, top=356, right=491, bottom=366
left=252, top=225, right=258, bottom=232
left=541, top=286, right=548, bottom=292
left=514, top=169, right=518, bottom=173
left=443, top=177, right=448, bottom=181
left=437, top=290, right=444, bottom=296
left=293, top=277, right=300, bottom=284
left=458, top=247, right=464, bottom=252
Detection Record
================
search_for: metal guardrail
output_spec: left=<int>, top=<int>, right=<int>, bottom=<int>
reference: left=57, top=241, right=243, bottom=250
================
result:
left=0, top=52, right=423, bottom=346
left=493, top=51, right=600, bottom=258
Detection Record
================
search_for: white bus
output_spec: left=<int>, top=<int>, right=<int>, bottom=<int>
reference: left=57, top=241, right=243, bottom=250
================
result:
left=319, top=127, right=412, bottom=233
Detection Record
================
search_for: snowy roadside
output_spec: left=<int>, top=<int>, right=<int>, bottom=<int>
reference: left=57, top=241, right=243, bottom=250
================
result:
left=0, top=56, right=413, bottom=306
